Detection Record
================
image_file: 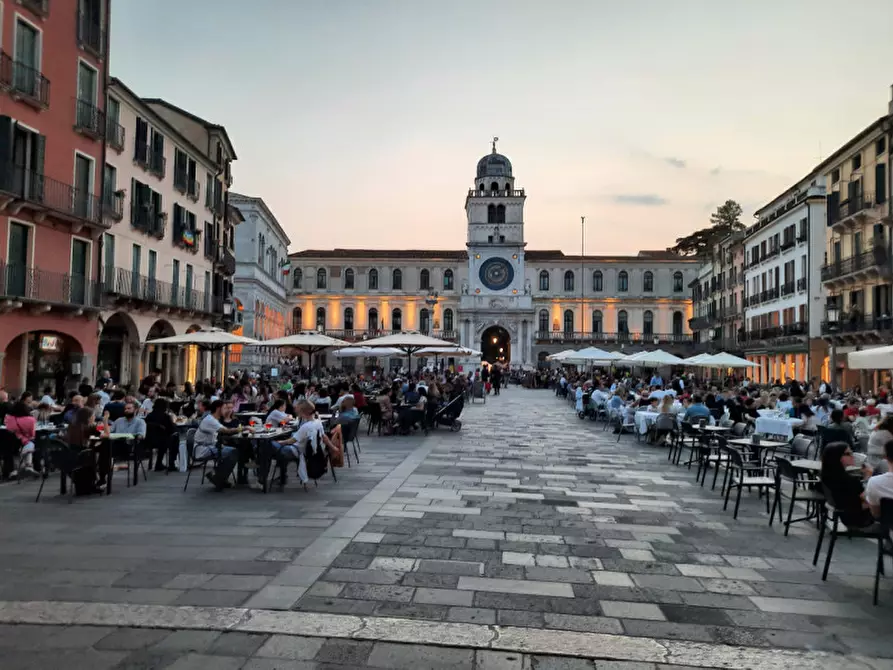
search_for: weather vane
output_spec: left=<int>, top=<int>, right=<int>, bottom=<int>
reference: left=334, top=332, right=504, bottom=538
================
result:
left=491, top=136, right=499, bottom=153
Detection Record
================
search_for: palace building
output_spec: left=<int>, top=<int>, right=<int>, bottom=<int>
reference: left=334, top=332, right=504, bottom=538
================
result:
left=286, top=145, right=700, bottom=367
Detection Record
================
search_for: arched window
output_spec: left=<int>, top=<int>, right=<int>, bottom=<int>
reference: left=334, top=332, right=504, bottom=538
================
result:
left=292, top=268, right=302, bottom=289
left=316, top=268, right=327, bottom=289
left=316, top=307, right=326, bottom=330
left=564, top=270, right=575, bottom=292
left=419, top=308, right=430, bottom=334
left=563, top=309, right=575, bottom=335
left=368, top=268, right=379, bottom=290
left=538, top=309, right=549, bottom=334
left=673, top=271, right=684, bottom=292
left=496, top=204, right=505, bottom=223
left=479, top=181, right=486, bottom=193
left=618, top=270, right=629, bottom=292
left=419, top=269, right=430, bottom=290
left=368, top=307, right=379, bottom=331
left=343, top=307, right=354, bottom=332
left=504, top=182, right=511, bottom=192
left=490, top=181, right=499, bottom=192
left=257, top=234, right=265, bottom=264
left=592, top=310, right=602, bottom=333
left=593, top=270, right=603, bottom=292
left=392, top=308, right=402, bottom=332
left=392, top=268, right=402, bottom=290
left=443, top=269, right=454, bottom=290
left=618, top=310, right=629, bottom=334
left=539, top=270, right=550, bottom=291
left=292, top=307, right=302, bottom=332
left=643, top=310, right=654, bottom=336
left=487, top=204, right=496, bottom=223
left=643, top=271, right=654, bottom=293
left=443, top=308, right=454, bottom=332
left=673, top=310, right=684, bottom=335
left=344, top=268, right=355, bottom=290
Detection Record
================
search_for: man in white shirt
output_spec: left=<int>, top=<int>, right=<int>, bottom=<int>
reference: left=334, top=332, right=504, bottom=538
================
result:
left=865, top=439, right=893, bottom=519
left=140, top=387, right=156, bottom=416
left=194, top=400, right=242, bottom=490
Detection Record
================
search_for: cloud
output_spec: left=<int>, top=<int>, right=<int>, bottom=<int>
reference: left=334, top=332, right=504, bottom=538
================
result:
left=612, top=194, right=669, bottom=206
left=710, top=166, right=722, bottom=176
left=665, top=157, right=687, bottom=169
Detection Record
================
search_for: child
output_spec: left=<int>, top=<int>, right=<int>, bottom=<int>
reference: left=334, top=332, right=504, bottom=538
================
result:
left=853, top=408, right=873, bottom=439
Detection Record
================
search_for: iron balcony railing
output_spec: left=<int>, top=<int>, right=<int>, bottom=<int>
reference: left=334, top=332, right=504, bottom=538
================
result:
left=797, top=277, right=807, bottom=292
left=831, top=191, right=876, bottom=224
left=73, top=97, right=104, bottom=138
left=534, top=331, right=692, bottom=345
left=0, top=260, right=99, bottom=308
left=216, top=246, right=236, bottom=275
left=0, top=163, right=100, bottom=224
left=173, top=166, right=200, bottom=201
left=102, top=190, right=123, bottom=221
left=780, top=281, right=796, bottom=296
left=781, top=237, right=796, bottom=251
left=134, top=143, right=166, bottom=179
left=130, top=201, right=166, bottom=239
left=76, top=10, right=103, bottom=56
left=203, top=235, right=216, bottom=260
left=822, top=315, right=893, bottom=336
left=0, top=51, right=50, bottom=108
left=745, top=322, right=807, bottom=343
left=21, top=0, right=49, bottom=17
left=305, top=329, right=459, bottom=343
left=797, top=228, right=808, bottom=243
left=103, top=267, right=219, bottom=314
left=821, top=242, right=890, bottom=282
left=106, top=116, right=125, bottom=152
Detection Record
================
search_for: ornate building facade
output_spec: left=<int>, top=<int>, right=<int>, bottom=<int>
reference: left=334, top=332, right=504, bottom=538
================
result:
left=287, top=147, right=700, bottom=367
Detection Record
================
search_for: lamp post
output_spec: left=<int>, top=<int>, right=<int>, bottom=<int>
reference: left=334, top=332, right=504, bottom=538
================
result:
left=827, top=302, right=839, bottom=388
left=425, top=290, right=439, bottom=335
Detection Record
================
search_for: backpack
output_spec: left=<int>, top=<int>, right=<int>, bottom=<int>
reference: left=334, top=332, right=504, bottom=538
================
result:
left=304, top=430, right=328, bottom=480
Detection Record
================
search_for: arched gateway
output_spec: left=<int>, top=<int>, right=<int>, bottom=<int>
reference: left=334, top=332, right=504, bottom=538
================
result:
left=481, top=325, right=510, bottom=364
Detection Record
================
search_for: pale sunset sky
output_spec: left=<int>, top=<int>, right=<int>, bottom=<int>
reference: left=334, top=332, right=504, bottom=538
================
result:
left=112, top=0, right=893, bottom=255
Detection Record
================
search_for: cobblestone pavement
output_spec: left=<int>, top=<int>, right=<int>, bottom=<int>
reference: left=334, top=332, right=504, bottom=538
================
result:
left=0, top=387, right=892, bottom=668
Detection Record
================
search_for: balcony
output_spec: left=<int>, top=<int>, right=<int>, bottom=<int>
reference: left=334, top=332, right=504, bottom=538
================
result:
left=821, top=242, right=891, bottom=286
left=689, top=316, right=712, bottom=330
left=293, top=329, right=459, bottom=344
left=20, top=0, right=49, bottom=17
left=765, top=246, right=780, bottom=260
left=0, top=260, right=100, bottom=311
left=822, top=315, right=893, bottom=343
left=829, top=191, right=884, bottom=231
left=102, top=190, right=123, bottom=221
left=0, top=52, right=50, bottom=109
left=534, top=331, right=692, bottom=346
left=134, top=143, right=166, bottom=179
left=76, top=10, right=104, bottom=57
left=780, top=281, right=795, bottom=297
left=103, top=268, right=217, bottom=315
left=216, top=246, right=236, bottom=275
left=174, top=167, right=201, bottom=202
left=467, top=188, right=526, bottom=198
left=203, top=235, right=216, bottom=261
left=797, top=277, right=807, bottom=292
left=130, top=201, right=166, bottom=239
left=745, top=322, right=807, bottom=345
left=0, top=163, right=102, bottom=226
left=73, top=97, right=104, bottom=140
left=780, top=238, right=796, bottom=252
left=106, top=117, right=124, bottom=152
left=797, top=228, right=808, bottom=243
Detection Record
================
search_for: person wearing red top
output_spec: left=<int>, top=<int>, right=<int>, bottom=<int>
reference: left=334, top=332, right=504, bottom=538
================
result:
left=843, top=399, right=861, bottom=421
left=3, top=399, right=38, bottom=478
left=864, top=399, right=881, bottom=417
left=350, top=384, right=367, bottom=409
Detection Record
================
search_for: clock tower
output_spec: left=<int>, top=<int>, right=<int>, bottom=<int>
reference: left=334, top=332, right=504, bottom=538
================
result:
left=460, top=139, right=534, bottom=365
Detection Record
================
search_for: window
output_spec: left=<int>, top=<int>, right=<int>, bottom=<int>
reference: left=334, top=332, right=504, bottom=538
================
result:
left=539, top=270, right=549, bottom=291
left=618, top=270, right=629, bottom=292
left=592, top=270, right=603, bottom=292
left=852, top=153, right=862, bottom=170
left=878, top=137, right=887, bottom=156
left=316, top=307, right=326, bottom=330
left=392, top=308, right=402, bottom=332
left=13, top=19, right=40, bottom=97
left=103, top=233, right=115, bottom=285
left=293, top=268, right=302, bottom=289
left=172, top=204, right=197, bottom=249
left=70, top=238, right=89, bottom=304
left=643, top=271, right=654, bottom=292
left=592, top=310, right=602, bottom=333
left=563, top=270, right=574, bottom=292
left=618, top=310, right=629, bottom=334
left=170, top=258, right=179, bottom=304
left=257, top=233, right=265, bottom=264
left=538, top=310, right=549, bottom=333
left=673, top=271, right=683, bottom=292
left=643, top=310, right=654, bottom=336
left=107, top=97, right=120, bottom=127
left=443, top=308, right=454, bottom=332
left=9, top=122, right=45, bottom=198
left=563, top=309, right=574, bottom=335
left=419, top=269, right=430, bottom=290
left=487, top=204, right=496, bottom=223
left=102, top=163, right=116, bottom=208
left=76, top=61, right=98, bottom=130
left=344, top=268, right=355, bottom=289
left=368, top=308, right=379, bottom=331
left=831, top=168, right=840, bottom=183
left=316, top=268, right=327, bottom=289
left=419, top=308, right=430, bottom=333
left=344, top=307, right=354, bottom=331
left=496, top=204, right=505, bottom=223
left=392, top=268, right=402, bottom=290
left=673, top=311, right=683, bottom=335
left=174, top=148, right=196, bottom=195
left=368, top=268, right=379, bottom=290
left=443, top=269, right=454, bottom=290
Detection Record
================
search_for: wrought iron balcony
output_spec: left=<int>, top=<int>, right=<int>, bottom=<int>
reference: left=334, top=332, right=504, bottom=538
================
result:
left=781, top=238, right=796, bottom=251
left=780, top=281, right=796, bottom=297
left=797, top=228, right=808, bottom=243
left=203, top=235, right=216, bottom=261
left=106, top=117, right=124, bottom=152
left=745, top=322, right=807, bottom=344
left=76, top=10, right=103, bottom=57
left=173, top=167, right=200, bottom=202
left=689, top=316, right=712, bottom=330
left=216, top=246, right=236, bottom=275
left=0, top=260, right=99, bottom=309
left=134, top=143, right=166, bottom=179
left=130, top=201, right=166, bottom=239
left=830, top=191, right=876, bottom=228
left=102, top=190, right=123, bottom=221
left=103, top=267, right=217, bottom=314
left=0, top=51, right=50, bottom=109
left=821, top=242, right=890, bottom=283
left=73, top=97, right=104, bottom=139
left=0, top=163, right=101, bottom=225
left=534, top=331, right=692, bottom=345
left=20, top=0, right=49, bottom=17
left=797, top=277, right=807, bottom=292
left=822, top=315, right=893, bottom=339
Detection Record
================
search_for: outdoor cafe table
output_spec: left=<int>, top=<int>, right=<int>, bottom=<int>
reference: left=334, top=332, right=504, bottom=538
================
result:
left=728, top=437, right=789, bottom=465
left=224, top=427, right=293, bottom=492
left=87, top=433, right=138, bottom=494
left=755, top=415, right=804, bottom=440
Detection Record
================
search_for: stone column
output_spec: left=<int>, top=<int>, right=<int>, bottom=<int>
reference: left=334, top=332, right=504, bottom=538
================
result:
left=80, top=355, right=94, bottom=386
left=0, top=352, right=5, bottom=387
left=129, top=344, right=142, bottom=388
left=170, top=348, right=182, bottom=386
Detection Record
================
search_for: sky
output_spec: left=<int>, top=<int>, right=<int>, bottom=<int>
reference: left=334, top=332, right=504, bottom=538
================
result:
left=111, top=0, right=893, bottom=256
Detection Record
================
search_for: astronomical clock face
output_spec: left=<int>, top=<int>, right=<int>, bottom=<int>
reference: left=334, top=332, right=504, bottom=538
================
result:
left=479, top=257, right=514, bottom=291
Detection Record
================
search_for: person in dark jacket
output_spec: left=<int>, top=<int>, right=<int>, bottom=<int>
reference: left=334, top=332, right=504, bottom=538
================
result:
left=820, top=442, right=875, bottom=528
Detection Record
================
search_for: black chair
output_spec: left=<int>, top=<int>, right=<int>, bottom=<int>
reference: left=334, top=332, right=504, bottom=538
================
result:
left=145, top=422, right=177, bottom=473
left=814, top=483, right=887, bottom=583
left=366, top=402, right=383, bottom=436
left=731, top=422, right=748, bottom=437
left=239, top=402, right=258, bottom=413
left=769, top=456, right=824, bottom=535
left=35, top=439, right=79, bottom=503
left=342, top=418, right=362, bottom=465
left=183, top=428, right=216, bottom=492
left=874, top=498, right=893, bottom=605
left=721, top=446, right=774, bottom=519
left=0, top=429, right=21, bottom=479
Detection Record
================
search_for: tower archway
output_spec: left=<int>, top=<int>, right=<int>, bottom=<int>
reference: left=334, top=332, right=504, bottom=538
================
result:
left=481, top=325, right=511, bottom=364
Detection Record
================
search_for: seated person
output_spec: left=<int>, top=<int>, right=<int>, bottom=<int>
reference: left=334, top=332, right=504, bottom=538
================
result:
left=220, top=400, right=241, bottom=429
left=104, top=390, right=127, bottom=422
left=867, top=415, right=893, bottom=473
left=820, top=442, right=876, bottom=529
left=337, top=396, right=360, bottom=421
left=146, top=397, right=179, bottom=472
left=824, top=409, right=855, bottom=446
left=3, top=399, right=37, bottom=478
left=62, top=394, right=85, bottom=424
left=853, top=408, right=873, bottom=439
left=272, top=400, right=336, bottom=486
left=865, top=439, right=893, bottom=518
left=798, top=405, right=818, bottom=432
left=683, top=394, right=711, bottom=422
left=107, top=401, right=147, bottom=438
left=350, top=384, right=367, bottom=410
left=193, top=400, right=242, bottom=491
left=265, top=399, right=291, bottom=426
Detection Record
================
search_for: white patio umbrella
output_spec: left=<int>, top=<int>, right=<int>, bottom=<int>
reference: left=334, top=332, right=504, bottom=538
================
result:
left=359, top=331, right=460, bottom=372
left=144, top=327, right=259, bottom=349
left=618, top=349, right=683, bottom=367
left=702, top=352, right=759, bottom=368
left=681, top=353, right=717, bottom=367
left=331, top=346, right=402, bottom=358
left=253, top=332, right=350, bottom=370
left=565, top=347, right=625, bottom=365
left=417, top=346, right=481, bottom=356
left=848, top=345, right=893, bottom=370
left=547, top=349, right=578, bottom=362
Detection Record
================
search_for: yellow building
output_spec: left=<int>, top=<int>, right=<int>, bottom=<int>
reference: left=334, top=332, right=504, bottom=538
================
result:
left=819, top=93, right=893, bottom=389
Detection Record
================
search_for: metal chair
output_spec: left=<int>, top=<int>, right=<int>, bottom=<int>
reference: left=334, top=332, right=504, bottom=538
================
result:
left=874, top=498, right=893, bottom=605
left=769, top=456, right=823, bottom=535
left=721, top=446, right=774, bottom=519
left=35, top=438, right=78, bottom=503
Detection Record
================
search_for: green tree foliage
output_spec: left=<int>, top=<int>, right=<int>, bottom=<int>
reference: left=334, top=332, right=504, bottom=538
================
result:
left=669, top=200, right=745, bottom=257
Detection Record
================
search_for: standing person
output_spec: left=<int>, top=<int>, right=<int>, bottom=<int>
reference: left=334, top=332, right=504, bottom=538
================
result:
left=481, top=364, right=491, bottom=394
left=491, top=365, right=502, bottom=396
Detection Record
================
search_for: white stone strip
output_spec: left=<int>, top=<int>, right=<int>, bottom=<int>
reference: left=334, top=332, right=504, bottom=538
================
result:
left=0, top=601, right=881, bottom=670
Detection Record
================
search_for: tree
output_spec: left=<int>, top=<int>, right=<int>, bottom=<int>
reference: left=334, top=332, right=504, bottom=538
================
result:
left=668, top=199, right=744, bottom=257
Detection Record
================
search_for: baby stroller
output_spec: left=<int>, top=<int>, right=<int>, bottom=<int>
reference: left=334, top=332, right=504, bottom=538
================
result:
left=578, top=392, right=591, bottom=420
left=432, top=393, right=465, bottom=432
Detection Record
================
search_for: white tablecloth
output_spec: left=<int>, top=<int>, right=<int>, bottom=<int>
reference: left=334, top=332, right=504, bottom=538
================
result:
left=755, top=416, right=803, bottom=440
left=635, top=409, right=708, bottom=434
